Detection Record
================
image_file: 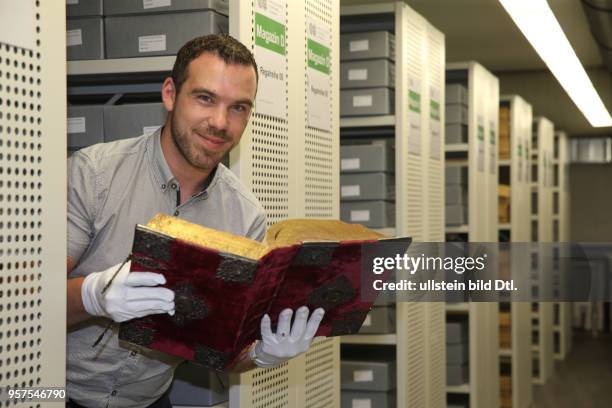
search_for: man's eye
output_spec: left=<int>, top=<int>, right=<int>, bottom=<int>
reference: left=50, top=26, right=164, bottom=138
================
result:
left=231, top=105, right=246, bottom=113
left=198, top=95, right=213, bottom=103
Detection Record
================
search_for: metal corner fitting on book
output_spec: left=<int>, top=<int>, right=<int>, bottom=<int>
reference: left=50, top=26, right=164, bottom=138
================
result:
left=308, top=275, right=356, bottom=310
left=216, top=253, right=258, bottom=284
left=133, top=225, right=175, bottom=262
left=293, top=242, right=340, bottom=266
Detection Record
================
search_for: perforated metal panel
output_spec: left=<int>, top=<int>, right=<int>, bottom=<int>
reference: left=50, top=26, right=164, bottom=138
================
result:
left=250, top=363, right=290, bottom=407
left=303, top=338, right=339, bottom=408
left=0, top=0, right=66, bottom=398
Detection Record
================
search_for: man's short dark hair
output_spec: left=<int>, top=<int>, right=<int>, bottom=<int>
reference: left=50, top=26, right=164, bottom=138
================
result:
left=171, top=34, right=258, bottom=94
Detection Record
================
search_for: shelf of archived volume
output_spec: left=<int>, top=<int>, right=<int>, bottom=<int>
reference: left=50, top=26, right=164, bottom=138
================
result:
left=337, top=2, right=447, bottom=408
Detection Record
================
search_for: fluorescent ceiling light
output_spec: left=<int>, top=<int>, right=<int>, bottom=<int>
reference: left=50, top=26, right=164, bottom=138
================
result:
left=499, top=0, right=612, bottom=127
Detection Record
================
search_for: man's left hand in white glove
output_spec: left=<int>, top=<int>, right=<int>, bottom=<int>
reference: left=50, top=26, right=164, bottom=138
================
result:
left=249, top=306, right=325, bottom=368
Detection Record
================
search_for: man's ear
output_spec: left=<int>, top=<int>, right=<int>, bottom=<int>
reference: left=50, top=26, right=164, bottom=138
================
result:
left=161, top=77, right=177, bottom=112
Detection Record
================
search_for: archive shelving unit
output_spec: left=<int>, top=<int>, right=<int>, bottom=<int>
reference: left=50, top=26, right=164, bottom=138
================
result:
left=497, top=95, right=533, bottom=408
left=69, top=1, right=342, bottom=407
left=444, top=61, right=500, bottom=408
left=338, top=2, right=447, bottom=407
left=530, top=117, right=555, bottom=385
left=552, top=131, right=572, bottom=361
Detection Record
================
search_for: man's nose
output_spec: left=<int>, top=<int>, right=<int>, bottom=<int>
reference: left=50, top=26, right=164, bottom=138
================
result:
left=208, top=106, right=228, bottom=130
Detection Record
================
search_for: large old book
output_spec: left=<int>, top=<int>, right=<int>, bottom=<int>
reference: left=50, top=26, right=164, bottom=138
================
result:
left=118, top=214, right=410, bottom=371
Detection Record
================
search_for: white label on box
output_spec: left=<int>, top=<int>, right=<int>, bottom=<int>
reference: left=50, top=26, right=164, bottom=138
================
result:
left=349, top=39, right=369, bottom=52
left=66, top=29, right=83, bottom=47
left=66, top=0, right=79, bottom=5
left=143, top=0, right=171, bottom=9
left=306, top=15, right=331, bottom=132
left=352, top=95, right=372, bottom=107
left=143, top=126, right=160, bottom=136
left=139, top=34, right=167, bottom=53
left=67, top=117, right=86, bottom=134
left=348, top=69, right=368, bottom=81
left=352, top=399, right=372, bottom=408
left=363, top=313, right=372, bottom=326
left=350, top=210, right=370, bottom=222
left=341, top=158, right=360, bottom=171
left=353, top=370, right=374, bottom=382
left=341, top=185, right=360, bottom=197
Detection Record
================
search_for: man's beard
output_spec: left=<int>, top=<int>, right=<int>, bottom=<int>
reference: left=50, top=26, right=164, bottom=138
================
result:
left=170, top=116, right=229, bottom=171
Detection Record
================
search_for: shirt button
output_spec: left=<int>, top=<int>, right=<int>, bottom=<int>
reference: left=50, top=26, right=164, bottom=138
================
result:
left=171, top=183, right=177, bottom=189
left=130, top=351, right=137, bottom=357
left=111, top=390, right=117, bottom=396
left=174, top=210, right=179, bottom=216
left=161, top=184, right=166, bottom=190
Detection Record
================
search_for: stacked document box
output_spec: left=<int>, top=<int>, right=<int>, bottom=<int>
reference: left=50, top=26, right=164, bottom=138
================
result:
left=446, top=321, right=469, bottom=386
left=67, top=105, right=105, bottom=152
left=341, top=359, right=396, bottom=408
left=66, top=0, right=105, bottom=60
left=169, top=363, right=228, bottom=407
left=340, top=31, right=395, bottom=116
left=340, top=142, right=395, bottom=228
left=358, top=306, right=395, bottom=334
left=445, top=84, right=468, bottom=144
left=445, top=166, right=468, bottom=226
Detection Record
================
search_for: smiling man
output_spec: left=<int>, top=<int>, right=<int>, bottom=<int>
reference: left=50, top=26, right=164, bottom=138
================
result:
left=65, top=34, right=324, bottom=408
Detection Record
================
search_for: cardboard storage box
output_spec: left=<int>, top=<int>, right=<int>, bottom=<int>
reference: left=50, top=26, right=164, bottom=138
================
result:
left=447, top=364, right=469, bottom=386
left=341, top=391, right=396, bottom=408
left=340, top=31, right=395, bottom=61
left=499, top=106, right=511, bottom=159
left=446, top=322, right=468, bottom=344
left=104, top=0, right=228, bottom=16
left=341, top=59, right=395, bottom=89
left=498, top=184, right=511, bottom=224
left=103, top=103, right=166, bottom=142
left=67, top=17, right=104, bottom=60
left=67, top=105, right=104, bottom=150
left=169, top=363, right=228, bottom=406
left=359, top=306, right=395, bottom=334
left=105, top=11, right=228, bottom=58
left=445, top=166, right=468, bottom=185
left=340, top=173, right=395, bottom=201
left=341, top=144, right=394, bottom=173
left=340, top=201, right=395, bottom=228
left=445, top=185, right=468, bottom=205
left=446, top=104, right=468, bottom=125
left=446, top=204, right=467, bottom=226
left=446, top=124, right=468, bottom=144
left=66, top=0, right=103, bottom=17
left=341, top=88, right=395, bottom=117
left=341, top=360, right=396, bottom=391
left=447, top=342, right=469, bottom=365
left=446, top=84, right=468, bottom=106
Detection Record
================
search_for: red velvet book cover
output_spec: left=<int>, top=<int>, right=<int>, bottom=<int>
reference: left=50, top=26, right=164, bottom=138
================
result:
left=118, top=216, right=410, bottom=371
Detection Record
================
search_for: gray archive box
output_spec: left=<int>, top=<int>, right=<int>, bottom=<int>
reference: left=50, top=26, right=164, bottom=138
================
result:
left=447, top=342, right=469, bottom=365
left=341, top=360, right=396, bottom=391
left=359, top=306, right=395, bottom=334
left=67, top=105, right=104, bottom=150
left=447, top=364, right=469, bottom=386
left=446, top=104, right=468, bottom=125
left=341, top=144, right=394, bottom=173
left=340, top=31, right=395, bottom=61
left=104, top=0, right=229, bottom=15
left=170, top=363, right=228, bottom=406
left=103, top=103, right=166, bottom=142
left=446, top=204, right=467, bottom=226
left=340, top=201, right=395, bottom=228
left=341, top=59, right=395, bottom=89
left=341, top=391, right=396, bottom=408
left=446, top=84, right=468, bottom=105
left=446, top=124, right=468, bottom=144
left=66, top=0, right=103, bottom=17
left=445, top=166, right=467, bottom=185
left=67, top=17, right=104, bottom=60
left=340, top=173, right=395, bottom=201
left=446, top=322, right=468, bottom=344
left=105, top=11, right=228, bottom=58
left=445, top=185, right=468, bottom=205
left=341, top=88, right=394, bottom=117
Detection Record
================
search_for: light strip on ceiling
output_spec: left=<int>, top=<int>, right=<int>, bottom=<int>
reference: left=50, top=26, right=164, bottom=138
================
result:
left=499, top=0, right=612, bottom=127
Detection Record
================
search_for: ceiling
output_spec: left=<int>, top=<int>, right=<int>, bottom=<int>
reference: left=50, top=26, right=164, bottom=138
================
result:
left=340, top=0, right=612, bottom=136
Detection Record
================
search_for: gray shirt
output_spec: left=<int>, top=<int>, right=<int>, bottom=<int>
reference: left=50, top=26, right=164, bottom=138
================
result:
left=67, top=129, right=266, bottom=408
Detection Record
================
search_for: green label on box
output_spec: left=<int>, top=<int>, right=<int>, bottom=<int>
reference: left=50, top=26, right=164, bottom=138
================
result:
left=307, top=39, right=330, bottom=75
left=518, top=143, right=523, bottom=157
left=490, top=129, right=495, bottom=145
left=430, top=100, right=440, bottom=121
left=409, top=90, right=421, bottom=113
left=255, top=13, right=286, bottom=55
left=478, top=125, right=484, bottom=141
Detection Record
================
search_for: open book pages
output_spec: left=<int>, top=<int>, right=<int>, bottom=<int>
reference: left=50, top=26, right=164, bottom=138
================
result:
left=146, top=213, right=387, bottom=261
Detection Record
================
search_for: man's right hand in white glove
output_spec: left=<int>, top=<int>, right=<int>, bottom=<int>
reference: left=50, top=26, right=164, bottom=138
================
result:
left=81, top=260, right=175, bottom=323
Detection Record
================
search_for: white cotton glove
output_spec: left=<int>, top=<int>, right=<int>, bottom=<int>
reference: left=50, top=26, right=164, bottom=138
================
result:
left=81, top=260, right=175, bottom=323
left=250, top=306, right=325, bottom=368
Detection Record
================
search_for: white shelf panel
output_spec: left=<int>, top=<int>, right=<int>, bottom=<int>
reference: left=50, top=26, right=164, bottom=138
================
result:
left=340, top=115, right=395, bottom=128
left=445, top=143, right=469, bottom=153
left=531, top=312, right=539, bottom=319
left=445, top=159, right=469, bottom=167
left=446, top=384, right=470, bottom=394
left=68, top=56, right=176, bottom=75
left=446, top=225, right=469, bottom=234
left=340, top=334, right=396, bottom=345
left=530, top=215, right=538, bottom=221
left=445, top=303, right=469, bottom=313
left=532, top=345, right=540, bottom=353
left=530, top=183, right=537, bottom=190
left=553, top=325, right=561, bottom=331
left=498, top=223, right=511, bottom=230
left=499, top=349, right=512, bottom=357
left=499, top=159, right=511, bottom=166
